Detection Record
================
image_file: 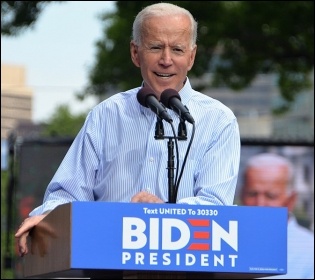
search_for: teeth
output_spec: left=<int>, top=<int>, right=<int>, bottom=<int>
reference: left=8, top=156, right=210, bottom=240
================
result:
left=157, top=73, right=171, bottom=77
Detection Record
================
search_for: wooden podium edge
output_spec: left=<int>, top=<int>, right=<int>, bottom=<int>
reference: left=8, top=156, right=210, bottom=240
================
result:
left=23, top=203, right=72, bottom=277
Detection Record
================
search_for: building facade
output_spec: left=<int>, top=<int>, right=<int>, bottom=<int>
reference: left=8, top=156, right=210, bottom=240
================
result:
left=192, top=72, right=314, bottom=142
left=1, top=64, right=33, bottom=140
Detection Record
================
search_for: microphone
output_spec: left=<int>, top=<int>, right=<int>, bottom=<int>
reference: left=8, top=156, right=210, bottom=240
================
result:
left=137, top=87, right=173, bottom=123
left=160, top=89, right=195, bottom=124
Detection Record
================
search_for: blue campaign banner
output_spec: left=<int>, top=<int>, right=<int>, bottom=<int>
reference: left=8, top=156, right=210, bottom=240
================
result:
left=70, top=202, right=287, bottom=276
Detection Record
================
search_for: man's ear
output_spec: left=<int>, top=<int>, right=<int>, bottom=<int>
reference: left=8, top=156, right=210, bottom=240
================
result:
left=187, top=45, right=197, bottom=71
left=287, top=191, right=297, bottom=213
left=130, top=41, right=140, bottom=68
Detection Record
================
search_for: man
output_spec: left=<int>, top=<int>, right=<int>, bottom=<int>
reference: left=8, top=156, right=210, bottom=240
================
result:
left=15, top=3, right=241, bottom=257
left=240, top=152, right=314, bottom=279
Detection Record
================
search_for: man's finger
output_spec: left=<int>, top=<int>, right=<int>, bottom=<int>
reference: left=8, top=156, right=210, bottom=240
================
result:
left=17, top=232, right=29, bottom=257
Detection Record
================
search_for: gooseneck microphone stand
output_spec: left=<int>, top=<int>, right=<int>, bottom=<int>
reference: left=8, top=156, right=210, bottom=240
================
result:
left=154, top=117, right=187, bottom=203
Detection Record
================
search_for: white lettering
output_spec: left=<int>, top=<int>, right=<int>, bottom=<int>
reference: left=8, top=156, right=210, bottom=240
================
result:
left=135, top=252, right=144, bottom=264
left=150, top=252, right=158, bottom=265
left=150, top=218, right=159, bottom=249
left=162, top=219, right=190, bottom=250
left=121, top=252, right=238, bottom=267
left=229, top=254, right=238, bottom=267
left=185, top=253, right=195, bottom=265
left=212, top=220, right=238, bottom=251
left=214, top=254, right=224, bottom=266
left=122, top=252, right=131, bottom=264
left=122, top=217, right=238, bottom=255
left=201, top=254, right=209, bottom=266
left=123, top=217, right=147, bottom=249
left=163, top=253, right=171, bottom=265
left=159, top=208, right=187, bottom=215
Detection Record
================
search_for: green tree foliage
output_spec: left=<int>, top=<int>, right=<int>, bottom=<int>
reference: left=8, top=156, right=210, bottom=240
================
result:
left=83, top=1, right=314, bottom=114
left=2, top=1, right=313, bottom=114
left=40, top=105, right=86, bottom=137
left=1, top=1, right=62, bottom=36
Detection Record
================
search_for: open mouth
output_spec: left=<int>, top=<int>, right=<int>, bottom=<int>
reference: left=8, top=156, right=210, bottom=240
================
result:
left=155, top=72, right=174, bottom=78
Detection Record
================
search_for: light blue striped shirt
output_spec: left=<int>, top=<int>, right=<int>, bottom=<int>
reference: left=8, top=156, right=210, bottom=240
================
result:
left=30, top=78, right=241, bottom=216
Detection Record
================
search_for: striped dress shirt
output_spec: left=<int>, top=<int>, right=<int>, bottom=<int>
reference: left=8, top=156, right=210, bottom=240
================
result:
left=30, top=78, right=241, bottom=216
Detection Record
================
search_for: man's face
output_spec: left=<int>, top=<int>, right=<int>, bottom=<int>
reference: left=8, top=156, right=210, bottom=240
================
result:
left=241, top=165, right=295, bottom=210
left=130, top=14, right=197, bottom=98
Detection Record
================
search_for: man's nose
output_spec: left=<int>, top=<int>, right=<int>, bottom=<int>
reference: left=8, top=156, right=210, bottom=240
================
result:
left=159, top=49, right=172, bottom=66
left=256, top=194, right=268, bottom=206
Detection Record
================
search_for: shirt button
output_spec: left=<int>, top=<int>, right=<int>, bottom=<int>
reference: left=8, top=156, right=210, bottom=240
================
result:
left=149, top=157, right=154, bottom=162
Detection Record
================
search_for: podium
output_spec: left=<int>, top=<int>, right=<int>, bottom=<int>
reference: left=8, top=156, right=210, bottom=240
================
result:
left=23, top=202, right=287, bottom=279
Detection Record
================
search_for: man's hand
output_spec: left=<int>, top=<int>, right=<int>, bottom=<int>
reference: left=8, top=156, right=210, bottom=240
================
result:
left=14, top=214, right=48, bottom=257
left=131, top=191, right=164, bottom=203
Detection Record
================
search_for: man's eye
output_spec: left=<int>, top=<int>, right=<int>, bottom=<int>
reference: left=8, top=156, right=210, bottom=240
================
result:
left=173, top=48, right=183, bottom=52
left=266, top=194, right=278, bottom=200
left=247, top=193, right=257, bottom=197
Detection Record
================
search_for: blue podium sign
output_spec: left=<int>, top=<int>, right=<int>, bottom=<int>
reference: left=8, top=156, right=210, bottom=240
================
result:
left=24, top=202, right=287, bottom=278
left=69, top=202, right=286, bottom=275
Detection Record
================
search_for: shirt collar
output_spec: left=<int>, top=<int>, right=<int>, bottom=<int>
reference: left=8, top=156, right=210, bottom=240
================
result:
left=178, top=77, right=193, bottom=106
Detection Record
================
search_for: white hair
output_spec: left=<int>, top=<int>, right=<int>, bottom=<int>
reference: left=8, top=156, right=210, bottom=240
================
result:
left=245, top=152, right=295, bottom=193
left=132, top=3, right=198, bottom=48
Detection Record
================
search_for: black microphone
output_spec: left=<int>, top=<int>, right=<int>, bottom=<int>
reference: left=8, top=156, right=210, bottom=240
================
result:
left=160, top=89, right=195, bottom=124
left=137, top=87, right=173, bottom=123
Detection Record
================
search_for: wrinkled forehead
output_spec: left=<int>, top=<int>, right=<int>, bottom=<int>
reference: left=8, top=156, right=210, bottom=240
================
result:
left=244, top=166, right=290, bottom=195
left=142, top=14, right=191, bottom=36
left=247, top=165, right=289, bottom=180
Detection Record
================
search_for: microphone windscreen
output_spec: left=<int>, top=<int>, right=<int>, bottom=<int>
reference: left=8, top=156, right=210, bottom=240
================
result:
left=160, top=88, right=181, bottom=108
left=137, top=87, right=157, bottom=108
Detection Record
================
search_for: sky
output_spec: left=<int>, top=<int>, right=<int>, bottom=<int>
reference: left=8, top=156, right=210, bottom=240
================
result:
left=1, top=1, right=116, bottom=123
